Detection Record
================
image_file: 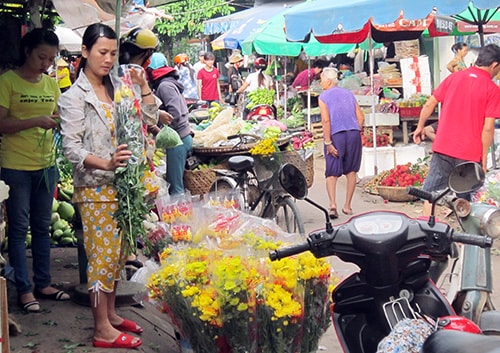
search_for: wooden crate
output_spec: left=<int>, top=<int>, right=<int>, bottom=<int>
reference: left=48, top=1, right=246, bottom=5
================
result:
left=311, top=122, right=323, bottom=141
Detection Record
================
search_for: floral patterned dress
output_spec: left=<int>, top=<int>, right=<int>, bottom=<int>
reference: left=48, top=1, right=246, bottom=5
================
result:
left=72, top=102, right=127, bottom=293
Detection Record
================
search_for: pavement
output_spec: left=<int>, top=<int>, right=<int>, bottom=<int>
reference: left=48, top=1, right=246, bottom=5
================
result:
left=5, top=145, right=500, bottom=353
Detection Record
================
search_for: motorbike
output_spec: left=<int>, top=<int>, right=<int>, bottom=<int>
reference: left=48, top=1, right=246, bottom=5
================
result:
left=269, top=162, right=500, bottom=353
left=432, top=182, right=500, bottom=334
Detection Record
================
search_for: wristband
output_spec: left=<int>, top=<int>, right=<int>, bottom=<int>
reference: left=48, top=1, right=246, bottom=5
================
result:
left=141, top=91, right=152, bottom=98
left=324, top=141, right=332, bottom=146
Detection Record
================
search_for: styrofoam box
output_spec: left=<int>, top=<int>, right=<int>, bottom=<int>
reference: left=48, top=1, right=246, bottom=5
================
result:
left=364, top=113, right=400, bottom=127
left=394, top=144, right=426, bottom=165
left=355, top=95, right=379, bottom=107
left=359, top=146, right=395, bottom=178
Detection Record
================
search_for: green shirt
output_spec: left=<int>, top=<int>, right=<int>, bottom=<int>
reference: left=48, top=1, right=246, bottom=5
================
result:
left=0, top=70, right=60, bottom=170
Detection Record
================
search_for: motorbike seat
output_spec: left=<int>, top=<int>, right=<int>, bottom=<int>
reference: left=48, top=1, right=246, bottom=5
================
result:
left=228, top=155, right=254, bottom=173
left=422, top=330, right=500, bottom=353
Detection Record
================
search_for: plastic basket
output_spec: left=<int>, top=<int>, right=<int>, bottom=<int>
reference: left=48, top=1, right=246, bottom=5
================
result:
left=399, top=107, right=423, bottom=118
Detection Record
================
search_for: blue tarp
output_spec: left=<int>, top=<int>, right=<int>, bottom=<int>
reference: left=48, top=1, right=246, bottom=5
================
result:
left=203, top=1, right=299, bottom=35
left=283, top=0, right=500, bottom=41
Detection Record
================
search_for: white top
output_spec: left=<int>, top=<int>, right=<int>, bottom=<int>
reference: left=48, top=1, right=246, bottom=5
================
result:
left=243, top=71, right=273, bottom=92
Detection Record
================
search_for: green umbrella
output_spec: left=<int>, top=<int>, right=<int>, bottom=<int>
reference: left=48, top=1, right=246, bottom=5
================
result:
left=241, top=11, right=378, bottom=56
left=425, top=2, right=500, bottom=46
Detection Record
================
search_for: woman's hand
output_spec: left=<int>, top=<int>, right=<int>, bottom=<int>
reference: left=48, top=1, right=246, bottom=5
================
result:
left=37, top=114, right=60, bottom=130
left=326, top=144, right=338, bottom=158
left=159, top=110, right=174, bottom=125
left=129, top=66, right=148, bottom=88
left=107, top=144, right=132, bottom=171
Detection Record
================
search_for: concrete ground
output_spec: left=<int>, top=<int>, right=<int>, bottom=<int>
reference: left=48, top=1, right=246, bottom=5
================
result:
left=6, top=148, right=500, bottom=353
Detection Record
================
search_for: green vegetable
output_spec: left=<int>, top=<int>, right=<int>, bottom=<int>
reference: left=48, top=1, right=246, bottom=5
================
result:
left=52, top=229, right=64, bottom=240
left=53, top=219, right=69, bottom=231
left=52, top=198, right=60, bottom=213
left=57, top=201, right=75, bottom=221
left=155, top=126, right=183, bottom=149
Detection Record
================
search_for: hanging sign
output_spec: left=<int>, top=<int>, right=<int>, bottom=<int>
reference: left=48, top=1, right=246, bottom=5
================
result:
left=433, top=15, right=455, bottom=33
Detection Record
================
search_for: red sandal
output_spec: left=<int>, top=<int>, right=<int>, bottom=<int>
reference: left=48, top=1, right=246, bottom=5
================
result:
left=113, top=318, right=143, bottom=334
left=93, top=332, right=142, bottom=348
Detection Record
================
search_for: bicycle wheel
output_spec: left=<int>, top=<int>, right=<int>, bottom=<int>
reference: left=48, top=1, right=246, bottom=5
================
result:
left=263, top=195, right=305, bottom=236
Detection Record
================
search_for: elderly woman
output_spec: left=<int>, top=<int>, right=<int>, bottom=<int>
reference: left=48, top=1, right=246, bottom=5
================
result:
left=319, top=67, right=364, bottom=219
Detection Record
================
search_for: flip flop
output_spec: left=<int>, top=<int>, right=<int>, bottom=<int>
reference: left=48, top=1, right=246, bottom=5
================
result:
left=342, top=208, right=353, bottom=215
left=93, top=333, right=142, bottom=348
left=113, top=318, right=144, bottom=334
left=34, top=288, right=70, bottom=301
left=329, top=208, right=338, bottom=219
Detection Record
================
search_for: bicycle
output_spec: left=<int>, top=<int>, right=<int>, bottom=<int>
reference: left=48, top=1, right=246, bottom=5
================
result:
left=209, top=133, right=308, bottom=236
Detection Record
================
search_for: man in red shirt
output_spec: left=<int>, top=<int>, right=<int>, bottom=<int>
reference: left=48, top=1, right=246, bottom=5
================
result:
left=291, top=59, right=327, bottom=90
left=413, top=44, right=500, bottom=216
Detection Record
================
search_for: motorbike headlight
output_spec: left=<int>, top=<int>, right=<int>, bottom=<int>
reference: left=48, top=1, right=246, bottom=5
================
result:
left=481, top=208, right=500, bottom=239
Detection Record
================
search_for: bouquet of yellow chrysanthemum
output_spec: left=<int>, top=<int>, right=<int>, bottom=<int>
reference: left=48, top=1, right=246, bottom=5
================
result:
left=147, top=206, right=334, bottom=353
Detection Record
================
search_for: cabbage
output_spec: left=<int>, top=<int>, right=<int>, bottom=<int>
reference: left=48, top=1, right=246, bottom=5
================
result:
left=156, top=126, right=183, bottom=149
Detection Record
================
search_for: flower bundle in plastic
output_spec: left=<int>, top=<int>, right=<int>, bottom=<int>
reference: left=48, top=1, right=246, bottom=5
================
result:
left=113, top=64, right=149, bottom=256
left=473, top=169, right=500, bottom=207
left=147, top=204, right=334, bottom=353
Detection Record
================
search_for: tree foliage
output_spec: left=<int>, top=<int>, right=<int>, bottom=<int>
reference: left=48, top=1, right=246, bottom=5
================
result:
left=155, top=0, right=234, bottom=38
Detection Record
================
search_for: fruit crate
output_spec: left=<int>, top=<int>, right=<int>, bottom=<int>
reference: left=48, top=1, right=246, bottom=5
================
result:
left=399, top=107, right=423, bottom=119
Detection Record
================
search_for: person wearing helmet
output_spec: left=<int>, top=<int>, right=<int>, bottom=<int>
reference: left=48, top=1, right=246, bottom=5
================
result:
left=149, top=59, right=193, bottom=195
left=236, top=57, right=273, bottom=94
left=197, top=51, right=221, bottom=104
left=119, top=27, right=159, bottom=69
left=174, top=53, right=198, bottom=104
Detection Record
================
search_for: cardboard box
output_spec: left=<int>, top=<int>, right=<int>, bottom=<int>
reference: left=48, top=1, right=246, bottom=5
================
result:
left=364, top=113, right=400, bottom=126
left=359, top=146, right=395, bottom=178
left=400, top=56, right=432, bottom=99
left=394, top=145, right=426, bottom=165
left=355, top=95, right=379, bottom=107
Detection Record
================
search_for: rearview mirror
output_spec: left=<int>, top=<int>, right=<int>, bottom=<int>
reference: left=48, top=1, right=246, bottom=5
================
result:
left=279, top=164, right=308, bottom=200
left=448, top=162, right=485, bottom=194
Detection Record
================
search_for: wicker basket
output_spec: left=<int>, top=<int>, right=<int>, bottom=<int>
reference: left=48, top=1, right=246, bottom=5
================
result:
left=253, top=150, right=314, bottom=190
left=376, top=186, right=418, bottom=202
left=183, top=164, right=228, bottom=195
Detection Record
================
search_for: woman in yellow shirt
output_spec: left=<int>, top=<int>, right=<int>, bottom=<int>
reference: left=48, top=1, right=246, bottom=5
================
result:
left=55, top=58, right=72, bottom=92
left=0, top=28, right=69, bottom=313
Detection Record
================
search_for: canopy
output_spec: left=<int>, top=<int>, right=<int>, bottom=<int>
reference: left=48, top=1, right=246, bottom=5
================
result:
left=241, top=11, right=373, bottom=56
left=210, top=2, right=299, bottom=50
left=55, top=25, right=82, bottom=53
left=203, top=1, right=299, bottom=35
left=51, top=0, right=171, bottom=35
left=283, top=0, right=499, bottom=42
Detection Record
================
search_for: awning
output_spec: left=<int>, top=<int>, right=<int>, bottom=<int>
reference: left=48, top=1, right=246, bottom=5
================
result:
left=203, top=1, right=299, bottom=35
left=55, top=25, right=82, bottom=53
left=51, top=0, right=172, bottom=35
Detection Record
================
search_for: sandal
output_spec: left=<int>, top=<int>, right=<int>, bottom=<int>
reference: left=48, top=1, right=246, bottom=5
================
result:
left=342, top=208, right=353, bottom=215
left=20, top=299, right=40, bottom=313
left=34, top=287, right=70, bottom=301
left=93, top=333, right=142, bottom=348
left=113, top=318, right=143, bottom=334
left=329, top=208, right=338, bottom=219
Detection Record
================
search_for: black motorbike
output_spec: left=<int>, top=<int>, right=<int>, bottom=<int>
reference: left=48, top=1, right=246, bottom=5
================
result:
left=270, top=162, right=498, bottom=353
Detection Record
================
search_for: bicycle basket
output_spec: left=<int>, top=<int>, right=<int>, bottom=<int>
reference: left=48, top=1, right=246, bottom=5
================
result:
left=253, top=150, right=309, bottom=190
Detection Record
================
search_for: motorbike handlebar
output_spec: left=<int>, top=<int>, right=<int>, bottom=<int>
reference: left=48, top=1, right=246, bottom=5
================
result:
left=452, top=232, right=493, bottom=248
left=407, top=186, right=433, bottom=201
left=269, top=241, right=310, bottom=261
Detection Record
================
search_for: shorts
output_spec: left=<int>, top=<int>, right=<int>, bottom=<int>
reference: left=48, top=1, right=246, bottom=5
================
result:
left=423, top=152, right=470, bottom=195
left=324, top=130, right=362, bottom=177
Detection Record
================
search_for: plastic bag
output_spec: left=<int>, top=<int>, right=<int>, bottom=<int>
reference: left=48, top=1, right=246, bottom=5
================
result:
left=156, top=125, right=183, bottom=149
left=130, top=259, right=160, bottom=284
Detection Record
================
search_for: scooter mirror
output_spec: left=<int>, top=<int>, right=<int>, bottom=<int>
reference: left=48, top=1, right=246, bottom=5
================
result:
left=279, top=163, right=308, bottom=200
left=448, top=162, right=485, bottom=194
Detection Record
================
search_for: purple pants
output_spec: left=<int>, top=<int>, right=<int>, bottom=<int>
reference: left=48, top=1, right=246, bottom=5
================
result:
left=324, top=130, right=362, bottom=177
